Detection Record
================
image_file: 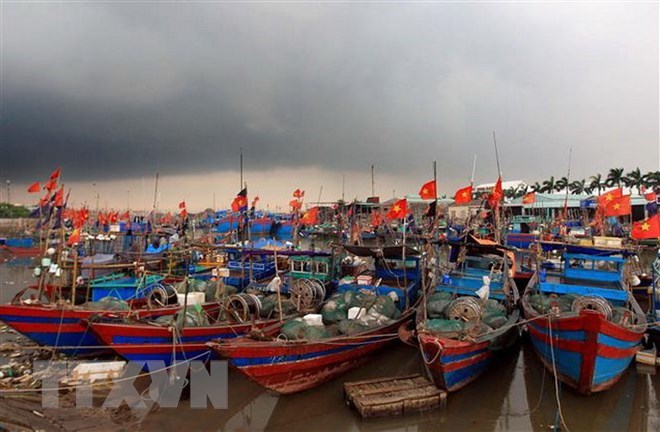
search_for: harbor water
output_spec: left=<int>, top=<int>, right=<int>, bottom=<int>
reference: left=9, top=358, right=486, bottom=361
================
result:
left=0, top=260, right=658, bottom=431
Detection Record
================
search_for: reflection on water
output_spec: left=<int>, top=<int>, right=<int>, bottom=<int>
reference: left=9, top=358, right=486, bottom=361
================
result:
left=0, top=261, right=658, bottom=431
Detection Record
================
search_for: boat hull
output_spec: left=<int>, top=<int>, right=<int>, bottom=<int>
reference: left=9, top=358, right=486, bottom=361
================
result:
left=209, top=313, right=413, bottom=394
left=0, top=304, right=181, bottom=356
left=87, top=319, right=281, bottom=367
left=418, top=311, right=520, bottom=392
left=523, top=306, right=643, bottom=395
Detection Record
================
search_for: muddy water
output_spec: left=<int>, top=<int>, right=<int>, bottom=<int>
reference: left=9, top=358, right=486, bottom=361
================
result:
left=1, top=258, right=659, bottom=431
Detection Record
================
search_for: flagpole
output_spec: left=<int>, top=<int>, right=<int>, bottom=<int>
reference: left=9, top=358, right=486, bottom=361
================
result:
left=492, top=131, right=501, bottom=177
left=471, top=155, right=477, bottom=185
left=492, top=132, right=502, bottom=243
left=563, top=148, right=572, bottom=221
left=240, top=148, right=243, bottom=191
left=433, top=160, right=438, bottom=235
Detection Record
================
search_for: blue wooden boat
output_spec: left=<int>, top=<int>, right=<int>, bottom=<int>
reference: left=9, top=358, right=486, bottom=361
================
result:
left=521, top=251, right=647, bottom=394
left=414, top=236, right=520, bottom=392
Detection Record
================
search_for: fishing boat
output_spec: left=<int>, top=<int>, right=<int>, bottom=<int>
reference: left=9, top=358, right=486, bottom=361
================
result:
left=83, top=250, right=334, bottom=366
left=521, top=250, right=647, bottom=394
left=84, top=301, right=285, bottom=367
left=1, top=238, right=41, bottom=256
left=207, top=245, right=424, bottom=394
left=414, top=235, right=521, bottom=392
left=0, top=299, right=186, bottom=356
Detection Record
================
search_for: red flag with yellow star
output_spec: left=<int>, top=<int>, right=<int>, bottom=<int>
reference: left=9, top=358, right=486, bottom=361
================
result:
left=418, top=180, right=436, bottom=200
left=454, top=185, right=472, bottom=205
left=522, top=192, right=536, bottom=204
left=603, top=195, right=631, bottom=217
left=488, top=177, right=503, bottom=209
left=386, top=199, right=407, bottom=219
left=300, top=207, right=319, bottom=225
left=631, top=214, right=660, bottom=239
left=597, top=188, right=623, bottom=208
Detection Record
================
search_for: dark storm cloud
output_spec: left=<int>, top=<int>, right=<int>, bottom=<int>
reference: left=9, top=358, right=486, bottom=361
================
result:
left=1, top=2, right=657, bottom=184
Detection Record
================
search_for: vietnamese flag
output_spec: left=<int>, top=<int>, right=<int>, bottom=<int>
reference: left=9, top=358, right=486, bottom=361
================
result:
left=597, top=188, right=623, bottom=208
left=44, top=178, right=57, bottom=192
left=418, top=180, right=436, bottom=200
left=293, top=189, right=305, bottom=199
left=49, top=167, right=61, bottom=181
left=231, top=195, right=247, bottom=212
left=644, top=191, right=657, bottom=202
left=300, top=207, right=319, bottom=225
left=488, top=177, right=503, bottom=209
left=522, top=192, right=536, bottom=205
left=289, top=199, right=302, bottom=210
left=67, top=228, right=82, bottom=246
left=121, top=211, right=130, bottom=222
left=54, top=186, right=64, bottom=207
left=27, top=182, right=41, bottom=193
left=632, top=214, right=660, bottom=239
left=386, top=199, right=407, bottom=219
left=603, top=195, right=631, bottom=217
left=180, top=208, right=188, bottom=218
left=454, top=185, right=472, bottom=205
left=179, top=201, right=186, bottom=209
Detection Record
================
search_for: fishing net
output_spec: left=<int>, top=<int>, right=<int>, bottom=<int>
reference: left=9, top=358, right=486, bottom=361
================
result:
left=154, top=305, right=209, bottom=327
left=481, top=310, right=508, bottom=329
left=425, top=319, right=465, bottom=333
left=338, top=319, right=371, bottom=335
left=370, top=296, right=397, bottom=319
left=259, top=295, right=298, bottom=318
left=280, top=318, right=330, bottom=340
left=85, top=297, right=130, bottom=311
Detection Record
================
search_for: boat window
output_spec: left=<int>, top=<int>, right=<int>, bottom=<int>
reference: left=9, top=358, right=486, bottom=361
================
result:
left=316, top=261, right=329, bottom=275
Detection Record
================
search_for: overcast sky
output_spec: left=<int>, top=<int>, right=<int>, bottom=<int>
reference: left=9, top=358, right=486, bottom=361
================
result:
left=0, top=2, right=658, bottom=210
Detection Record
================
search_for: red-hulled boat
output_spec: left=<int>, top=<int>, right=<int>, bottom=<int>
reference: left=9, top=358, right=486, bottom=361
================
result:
left=208, top=244, right=424, bottom=394
left=85, top=315, right=285, bottom=367
left=207, top=310, right=413, bottom=394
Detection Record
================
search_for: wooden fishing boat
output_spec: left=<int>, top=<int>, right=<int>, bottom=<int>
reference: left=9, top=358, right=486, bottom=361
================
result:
left=1, top=238, right=41, bottom=256
left=415, top=236, right=521, bottom=392
left=85, top=314, right=284, bottom=367
left=521, top=250, right=647, bottom=394
left=0, top=282, right=221, bottom=356
left=208, top=245, right=424, bottom=394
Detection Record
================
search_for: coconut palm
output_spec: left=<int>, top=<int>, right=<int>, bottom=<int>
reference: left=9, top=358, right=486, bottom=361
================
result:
left=624, top=168, right=644, bottom=194
left=605, top=168, right=625, bottom=188
left=516, top=184, right=529, bottom=198
left=643, top=171, right=660, bottom=189
left=555, top=176, right=569, bottom=192
left=504, top=187, right=516, bottom=199
left=541, top=176, right=555, bottom=193
left=530, top=182, right=542, bottom=193
left=589, top=174, right=604, bottom=195
left=570, top=179, right=587, bottom=195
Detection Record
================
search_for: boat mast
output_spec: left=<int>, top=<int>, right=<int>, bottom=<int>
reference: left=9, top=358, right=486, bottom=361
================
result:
left=492, top=131, right=502, bottom=244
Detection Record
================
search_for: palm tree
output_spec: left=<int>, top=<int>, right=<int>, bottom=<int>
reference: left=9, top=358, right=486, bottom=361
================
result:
left=589, top=174, right=604, bottom=195
left=504, top=187, right=517, bottom=199
left=624, top=168, right=644, bottom=194
left=605, top=167, right=625, bottom=188
left=555, top=176, right=569, bottom=192
left=516, top=184, right=529, bottom=198
left=569, top=179, right=587, bottom=195
left=541, top=176, right=555, bottom=193
left=530, top=182, right=542, bottom=193
left=643, top=170, right=660, bottom=189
